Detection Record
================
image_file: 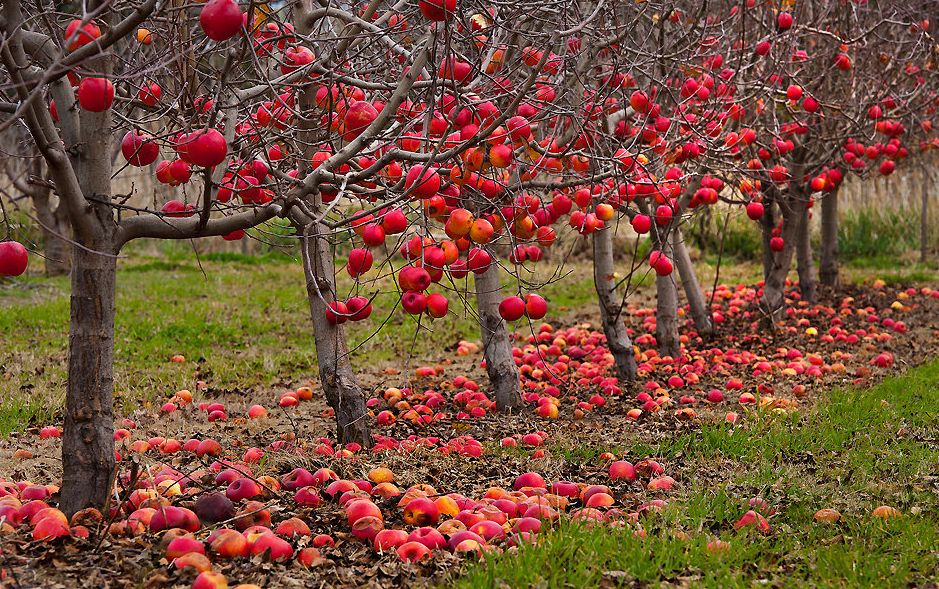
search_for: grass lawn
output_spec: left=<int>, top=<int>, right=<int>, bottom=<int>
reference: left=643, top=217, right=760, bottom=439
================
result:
left=0, top=244, right=637, bottom=433
left=452, top=360, right=939, bottom=588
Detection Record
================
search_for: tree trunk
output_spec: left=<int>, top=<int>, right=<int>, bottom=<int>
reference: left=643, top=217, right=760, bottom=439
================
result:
left=655, top=235, right=680, bottom=357
left=59, top=51, right=119, bottom=514
left=474, top=264, right=523, bottom=411
left=298, top=229, right=372, bottom=447
left=760, top=199, right=799, bottom=325
left=760, top=197, right=778, bottom=282
left=291, top=4, right=371, bottom=448
left=922, top=163, right=930, bottom=263
left=635, top=199, right=680, bottom=357
left=60, top=238, right=117, bottom=517
left=33, top=188, right=71, bottom=276
left=673, top=228, right=714, bottom=337
left=592, top=228, right=637, bottom=382
left=819, top=189, right=840, bottom=290
left=794, top=200, right=817, bottom=304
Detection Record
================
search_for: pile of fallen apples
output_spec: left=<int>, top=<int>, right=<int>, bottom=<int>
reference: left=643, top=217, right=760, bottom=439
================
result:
left=0, top=449, right=710, bottom=589
left=2, top=282, right=931, bottom=586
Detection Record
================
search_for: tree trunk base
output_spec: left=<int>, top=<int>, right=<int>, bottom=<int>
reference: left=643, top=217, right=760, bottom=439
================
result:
left=593, top=230, right=637, bottom=382
left=475, top=265, right=523, bottom=412
left=61, top=243, right=117, bottom=517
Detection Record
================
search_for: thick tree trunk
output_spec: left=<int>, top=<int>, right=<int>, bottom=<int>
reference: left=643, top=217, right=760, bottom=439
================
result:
left=474, top=264, right=523, bottom=411
left=299, top=229, right=372, bottom=447
left=60, top=239, right=117, bottom=516
left=794, top=200, right=817, bottom=304
left=59, top=56, right=119, bottom=514
left=819, top=189, right=840, bottom=290
left=592, top=229, right=637, bottom=382
left=673, top=228, right=714, bottom=337
left=655, top=235, right=680, bottom=357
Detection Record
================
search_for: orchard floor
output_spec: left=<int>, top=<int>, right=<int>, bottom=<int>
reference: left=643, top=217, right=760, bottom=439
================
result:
left=1, top=254, right=939, bottom=588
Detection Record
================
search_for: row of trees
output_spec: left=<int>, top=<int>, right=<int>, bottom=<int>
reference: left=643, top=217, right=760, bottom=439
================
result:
left=1, top=0, right=937, bottom=515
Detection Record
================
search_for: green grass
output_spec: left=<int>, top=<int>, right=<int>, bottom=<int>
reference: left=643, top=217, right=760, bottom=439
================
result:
left=0, top=250, right=605, bottom=433
left=451, top=361, right=939, bottom=589
left=836, top=206, right=928, bottom=260
left=687, top=203, right=937, bottom=267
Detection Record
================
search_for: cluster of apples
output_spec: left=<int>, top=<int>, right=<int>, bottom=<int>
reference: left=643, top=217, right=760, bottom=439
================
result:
left=325, top=463, right=686, bottom=562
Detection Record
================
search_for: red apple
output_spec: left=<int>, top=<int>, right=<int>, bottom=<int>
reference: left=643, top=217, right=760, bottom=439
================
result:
left=226, top=478, right=262, bottom=502
left=281, top=468, right=316, bottom=490
left=418, top=0, right=456, bottom=21
left=347, top=248, right=373, bottom=277
left=396, top=540, right=432, bottom=562
left=346, top=499, right=382, bottom=526
left=525, top=294, right=547, bottom=320
left=276, top=517, right=311, bottom=538
left=374, top=528, right=410, bottom=551
left=166, top=536, right=206, bottom=559
left=346, top=296, right=372, bottom=321
left=404, top=165, right=441, bottom=199
left=343, top=101, right=379, bottom=140
left=398, top=265, right=432, bottom=291
left=192, top=571, right=228, bottom=589
left=233, top=501, right=270, bottom=531
left=513, top=472, right=546, bottom=490
left=189, top=129, right=228, bottom=167
left=402, top=497, right=439, bottom=527
left=77, top=77, right=114, bottom=112
left=121, top=130, right=160, bottom=167
left=425, top=293, right=449, bottom=318
left=250, top=533, right=293, bottom=561
left=401, top=291, right=428, bottom=314
left=210, top=528, right=250, bottom=557
left=325, top=300, right=348, bottom=325
left=65, top=19, right=101, bottom=51
left=200, top=0, right=243, bottom=41
left=0, top=241, right=29, bottom=277
left=499, top=296, right=526, bottom=322
left=609, top=461, right=637, bottom=481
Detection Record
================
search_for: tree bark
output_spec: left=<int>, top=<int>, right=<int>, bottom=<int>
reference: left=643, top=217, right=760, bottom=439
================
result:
left=655, top=234, right=680, bottom=357
left=299, top=228, right=372, bottom=447
left=794, top=199, right=817, bottom=304
left=819, top=188, right=840, bottom=290
left=760, top=197, right=778, bottom=282
left=60, top=239, right=117, bottom=516
left=592, top=228, right=637, bottom=382
left=760, top=196, right=800, bottom=325
left=32, top=185, right=71, bottom=276
left=922, top=163, right=930, bottom=263
left=672, top=228, right=714, bottom=337
left=61, top=104, right=117, bottom=517
left=474, top=264, right=523, bottom=411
